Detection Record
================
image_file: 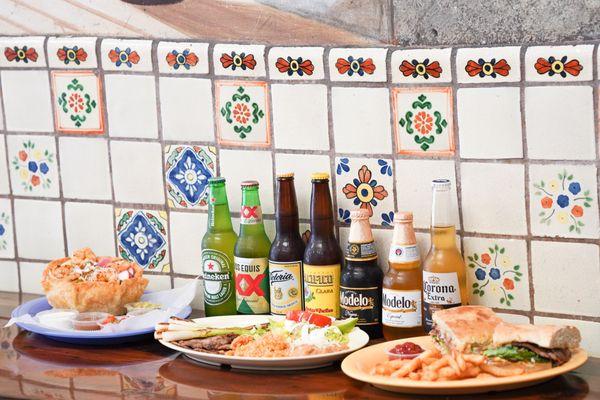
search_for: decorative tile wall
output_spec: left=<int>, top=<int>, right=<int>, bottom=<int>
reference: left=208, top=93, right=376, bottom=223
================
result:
left=0, top=37, right=599, bottom=353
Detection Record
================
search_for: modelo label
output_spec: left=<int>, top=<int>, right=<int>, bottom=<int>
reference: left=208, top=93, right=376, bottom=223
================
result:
left=240, top=205, right=262, bottom=225
left=202, top=249, right=233, bottom=306
left=422, top=271, right=461, bottom=332
left=269, top=260, right=302, bottom=315
left=388, top=244, right=420, bottom=263
left=382, top=288, right=422, bottom=328
left=340, top=286, right=380, bottom=326
left=234, top=256, right=269, bottom=314
left=346, top=241, right=377, bottom=259
left=303, top=264, right=340, bottom=318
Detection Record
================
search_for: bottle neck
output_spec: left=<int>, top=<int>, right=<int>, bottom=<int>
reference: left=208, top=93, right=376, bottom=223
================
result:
left=208, top=184, right=234, bottom=232
left=430, top=188, right=457, bottom=249
left=275, top=179, right=301, bottom=239
left=346, top=217, right=376, bottom=261
left=310, top=180, right=335, bottom=238
left=240, top=187, right=267, bottom=236
left=392, top=221, right=417, bottom=245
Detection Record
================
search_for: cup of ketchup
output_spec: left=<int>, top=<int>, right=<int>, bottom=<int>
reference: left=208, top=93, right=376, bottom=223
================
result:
left=386, top=341, right=425, bottom=360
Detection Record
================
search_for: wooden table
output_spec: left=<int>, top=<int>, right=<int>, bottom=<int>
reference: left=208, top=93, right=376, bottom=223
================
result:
left=0, top=292, right=598, bottom=399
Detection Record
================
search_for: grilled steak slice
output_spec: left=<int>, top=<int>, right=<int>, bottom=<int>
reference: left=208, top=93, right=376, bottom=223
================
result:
left=175, top=334, right=238, bottom=354
left=513, top=342, right=571, bottom=366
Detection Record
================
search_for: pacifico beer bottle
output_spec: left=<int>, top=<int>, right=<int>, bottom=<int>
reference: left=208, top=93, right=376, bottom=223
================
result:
left=340, top=209, right=383, bottom=339
left=234, top=181, right=271, bottom=314
left=269, top=173, right=305, bottom=315
left=422, top=179, right=467, bottom=332
left=201, top=178, right=237, bottom=316
left=303, top=173, right=343, bottom=318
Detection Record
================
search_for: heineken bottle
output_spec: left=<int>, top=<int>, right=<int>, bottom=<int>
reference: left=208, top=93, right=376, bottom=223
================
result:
left=201, top=177, right=237, bottom=316
left=234, top=181, right=271, bottom=314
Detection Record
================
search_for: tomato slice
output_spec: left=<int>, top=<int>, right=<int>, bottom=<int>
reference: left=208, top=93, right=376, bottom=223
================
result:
left=285, top=310, right=331, bottom=327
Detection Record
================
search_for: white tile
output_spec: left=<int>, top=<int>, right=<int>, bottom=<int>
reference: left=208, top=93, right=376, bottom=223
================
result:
left=332, top=87, right=392, bottom=154
left=105, top=74, right=158, bottom=139
left=110, top=141, right=164, bottom=205
left=7, top=135, right=59, bottom=198
left=0, top=36, right=46, bottom=67
left=170, top=211, right=207, bottom=276
left=268, top=47, right=325, bottom=80
left=395, top=159, right=459, bottom=229
left=51, top=71, right=104, bottom=133
left=531, top=241, right=600, bottom=317
left=0, top=260, right=18, bottom=292
left=463, top=237, right=530, bottom=311
left=0, top=198, right=14, bottom=258
left=496, top=313, right=530, bottom=324
left=14, top=199, right=64, bottom=260
left=457, top=87, right=523, bottom=159
left=391, top=48, right=452, bottom=83
left=0, top=136, right=9, bottom=194
left=160, top=77, right=214, bottom=142
left=456, top=46, right=521, bottom=83
left=47, top=36, right=98, bottom=69
left=213, top=44, right=266, bottom=77
left=525, top=86, right=595, bottom=160
left=534, top=316, right=600, bottom=357
left=329, top=48, right=387, bottom=82
left=529, top=164, right=599, bottom=239
left=145, top=274, right=172, bottom=292
left=461, top=162, right=526, bottom=235
left=64, top=202, right=116, bottom=257
left=525, top=45, right=593, bottom=82
left=20, top=262, right=46, bottom=294
left=338, top=227, right=392, bottom=272
left=59, top=137, right=111, bottom=200
left=272, top=84, right=329, bottom=150
left=274, top=153, right=331, bottom=219
left=174, top=277, right=204, bottom=310
left=100, top=39, right=153, bottom=72
left=157, top=41, right=209, bottom=74
left=219, top=150, right=274, bottom=214
left=1, top=71, right=53, bottom=132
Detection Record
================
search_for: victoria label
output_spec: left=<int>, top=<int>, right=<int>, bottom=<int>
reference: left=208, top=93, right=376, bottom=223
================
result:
left=269, top=260, right=303, bottom=315
left=340, top=286, right=380, bottom=325
left=382, top=288, right=422, bottom=328
left=234, top=256, right=269, bottom=314
left=303, top=264, right=340, bottom=318
left=202, top=249, right=233, bottom=306
left=422, top=271, right=461, bottom=331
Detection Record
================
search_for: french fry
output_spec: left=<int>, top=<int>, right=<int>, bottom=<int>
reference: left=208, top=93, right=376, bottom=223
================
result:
left=391, top=357, right=422, bottom=378
left=421, top=357, right=438, bottom=365
left=462, top=366, right=481, bottom=379
left=438, top=366, right=458, bottom=379
left=408, top=372, right=421, bottom=380
left=454, top=352, right=467, bottom=372
left=463, top=354, right=485, bottom=365
left=447, top=354, right=461, bottom=374
left=428, top=356, right=449, bottom=371
left=421, top=368, right=438, bottom=381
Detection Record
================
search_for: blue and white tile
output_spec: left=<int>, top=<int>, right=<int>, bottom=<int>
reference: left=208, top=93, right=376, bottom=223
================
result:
left=213, top=44, right=266, bottom=77
left=329, top=48, right=387, bottom=82
left=268, top=46, right=325, bottom=80
left=157, top=41, right=209, bottom=74
left=101, top=38, right=153, bottom=72
left=0, top=198, right=14, bottom=258
left=7, top=135, right=59, bottom=198
left=391, top=48, right=452, bottom=83
left=0, top=36, right=46, bottom=67
left=47, top=36, right=98, bottom=69
left=456, top=46, right=521, bottom=83
left=525, top=45, right=593, bottom=82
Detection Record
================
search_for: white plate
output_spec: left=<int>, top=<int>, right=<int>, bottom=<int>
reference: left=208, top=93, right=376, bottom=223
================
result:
left=158, top=315, right=370, bottom=370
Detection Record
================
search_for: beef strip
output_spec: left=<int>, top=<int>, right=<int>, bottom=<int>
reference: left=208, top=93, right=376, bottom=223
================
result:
left=175, top=333, right=239, bottom=354
left=513, top=342, right=571, bottom=366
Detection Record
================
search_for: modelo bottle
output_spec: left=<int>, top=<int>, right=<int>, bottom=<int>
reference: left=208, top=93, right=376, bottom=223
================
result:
left=340, top=209, right=383, bottom=338
left=234, top=181, right=271, bottom=314
left=422, top=179, right=467, bottom=332
left=201, top=178, right=238, bottom=316
left=383, top=211, right=424, bottom=340
left=303, top=173, right=343, bottom=318
left=269, top=173, right=305, bottom=315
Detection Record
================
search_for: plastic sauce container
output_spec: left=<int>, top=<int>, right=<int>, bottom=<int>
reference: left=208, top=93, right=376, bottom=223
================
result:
left=72, top=312, right=110, bottom=331
left=386, top=342, right=425, bottom=361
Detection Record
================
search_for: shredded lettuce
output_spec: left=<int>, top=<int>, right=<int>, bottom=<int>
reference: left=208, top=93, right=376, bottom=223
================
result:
left=483, top=345, right=548, bottom=363
left=324, top=326, right=348, bottom=344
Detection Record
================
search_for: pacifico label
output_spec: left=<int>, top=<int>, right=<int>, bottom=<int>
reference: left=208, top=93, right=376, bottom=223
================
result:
left=202, top=249, right=233, bottom=306
left=269, top=260, right=303, bottom=315
left=303, top=264, right=340, bottom=318
left=382, top=288, right=422, bottom=328
left=240, top=205, right=262, bottom=225
left=388, top=244, right=420, bottom=263
left=234, top=257, right=269, bottom=314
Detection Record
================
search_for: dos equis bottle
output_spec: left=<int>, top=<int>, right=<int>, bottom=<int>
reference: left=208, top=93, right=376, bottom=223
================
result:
left=340, top=209, right=383, bottom=339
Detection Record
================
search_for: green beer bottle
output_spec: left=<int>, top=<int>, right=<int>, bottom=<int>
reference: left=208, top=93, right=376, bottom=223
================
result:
left=234, top=181, right=271, bottom=314
left=201, top=177, right=237, bottom=316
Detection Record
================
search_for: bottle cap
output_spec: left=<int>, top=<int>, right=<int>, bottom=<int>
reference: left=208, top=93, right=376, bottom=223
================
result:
left=311, top=172, right=330, bottom=181
left=276, top=172, right=294, bottom=179
left=208, top=177, right=225, bottom=184
left=432, top=179, right=451, bottom=191
left=350, top=209, right=369, bottom=220
left=394, top=211, right=413, bottom=222
left=241, top=180, right=259, bottom=187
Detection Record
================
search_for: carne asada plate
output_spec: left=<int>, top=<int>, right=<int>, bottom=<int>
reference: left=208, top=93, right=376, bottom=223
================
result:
left=156, top=312, right=370, bottom=370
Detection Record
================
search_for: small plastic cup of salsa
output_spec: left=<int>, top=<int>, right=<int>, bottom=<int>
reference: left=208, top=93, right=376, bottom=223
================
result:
left=386, top=341, right=425, bottom=360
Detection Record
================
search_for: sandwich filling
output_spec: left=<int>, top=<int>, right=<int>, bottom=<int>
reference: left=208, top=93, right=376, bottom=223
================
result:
left=484, top=343, right=570, bottom=366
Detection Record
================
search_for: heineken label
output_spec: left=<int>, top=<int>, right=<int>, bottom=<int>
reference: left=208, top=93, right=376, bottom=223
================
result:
left=340, top=286, right=380, bottom=326
left=388, top=244, right=420, bottom=263
left=423, top=271, right=462, bottom=332
left=202, top=249, right=233, bottom=306
left=269, top=260, right=303, bottom=315
left=240, top=205, right=262, bottom=224
left=234, top=256, right=269, bottom=314
left=303, top=264, right=340, bottom=318
left=346, top=241, right=377, bottom=260
left=382, top=288, right=422, bottom=328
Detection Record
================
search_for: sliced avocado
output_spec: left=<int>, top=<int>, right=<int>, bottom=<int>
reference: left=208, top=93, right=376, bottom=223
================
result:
left=333, top=318, right=358, bottom=334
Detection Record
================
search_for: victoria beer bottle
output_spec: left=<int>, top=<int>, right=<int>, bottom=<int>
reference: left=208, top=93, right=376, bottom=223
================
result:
left=201, top=177, right=237, bottom=316
left=422, top=179, right=467, bottom=332
left=234, top=181, right=271, bottom=314
left=382, top=212, right=424, bottom=340
left=303, top=173, right=343, bottom=318
left=340, top=209, right=383, bottom=338
left=269, top=173, right=305, bottom=315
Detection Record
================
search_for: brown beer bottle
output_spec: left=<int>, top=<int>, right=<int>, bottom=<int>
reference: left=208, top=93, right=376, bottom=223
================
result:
left=303, top=173, right=343, bottom=318
left=269, top=173, right=305, bottom=315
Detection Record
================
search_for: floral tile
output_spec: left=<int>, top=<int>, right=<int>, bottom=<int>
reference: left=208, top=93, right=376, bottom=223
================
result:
left=100, top=39, right=152, bottom=72
left=268, top=47, right=324, bottom=80
left=392, top=87, right=454, bottom=156
left=329, top=48, right=387, bottom=82
left=51, top=71, right=104, bottom=134
left=213, top=44, right=266, bottom=77
left=335, top=157, right=395, bottom=226
left=215, top=81, right=270, bottom=147
left=530, top=164, right=599, bottom=239
left=165, top=145, right=217, bottom=209
left=47, top=36, right=97, bottom=69
left=391, top=48, right=452, bottom=83
left=7, top=135, right=59, bottom=198
left=456, top=46, right=520, bottom=83
left=464, top=237, right=530, bottom=311
left=0, top=36, right=46, bottom=67
left=116, top=208, right=170, bottom=272
left=525, top=45, right=593, bottom=82
left=0, top=199, right=14, bottom=258
left=157, top=41, right=209, bottom=74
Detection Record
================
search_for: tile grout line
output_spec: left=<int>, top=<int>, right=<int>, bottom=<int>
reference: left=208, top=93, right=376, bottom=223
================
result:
left=387, top=47, right=400, bottom=222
